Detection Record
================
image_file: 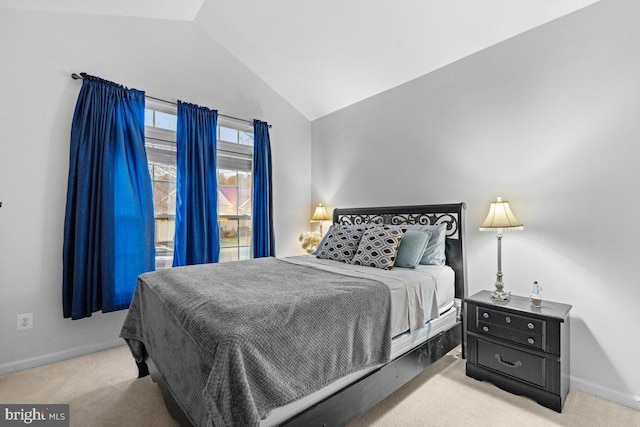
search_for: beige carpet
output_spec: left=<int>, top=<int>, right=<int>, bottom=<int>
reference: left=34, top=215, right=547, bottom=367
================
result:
left=0, top=346, right=638, bottom=427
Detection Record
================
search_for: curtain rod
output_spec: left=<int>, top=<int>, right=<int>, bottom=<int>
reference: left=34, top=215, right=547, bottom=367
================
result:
left=71, top=73, right=271, bottom=128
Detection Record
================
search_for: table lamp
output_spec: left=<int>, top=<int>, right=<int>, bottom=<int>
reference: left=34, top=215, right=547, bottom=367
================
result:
left=480, top=197, right=523, bottom=302
left=310, top=203, right=331, bottom=235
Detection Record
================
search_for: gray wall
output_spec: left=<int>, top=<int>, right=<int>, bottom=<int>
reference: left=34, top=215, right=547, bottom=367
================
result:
left=0, top=9, right=310, bottom=373
left=311, top=0, right=640, bottom=409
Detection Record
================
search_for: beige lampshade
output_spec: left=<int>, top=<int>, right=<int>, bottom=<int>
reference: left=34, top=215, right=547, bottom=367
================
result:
left=311, top=204, right=330, bottom=221
left=480, top=197, right=523, bottom=231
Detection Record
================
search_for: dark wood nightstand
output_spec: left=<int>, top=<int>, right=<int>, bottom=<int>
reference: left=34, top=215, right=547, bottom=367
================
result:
left=465, top=290, right=572, bottom=412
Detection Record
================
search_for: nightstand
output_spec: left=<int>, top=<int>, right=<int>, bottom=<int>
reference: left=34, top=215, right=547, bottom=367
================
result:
left=465, top=290, right=572, bottom=412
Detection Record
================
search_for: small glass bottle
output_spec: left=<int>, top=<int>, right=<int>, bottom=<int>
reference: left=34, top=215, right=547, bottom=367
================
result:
left=530, top=281, right=542, bottom=308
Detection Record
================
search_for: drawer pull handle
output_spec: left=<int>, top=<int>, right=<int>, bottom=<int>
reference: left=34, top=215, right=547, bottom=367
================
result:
left=495, top=354, right=522, bottom=368
left=482, top=326, right=489, bottom=332
left=528, top=322, right=535, bottom=329
left=527, top=338, right=535, bottom=344
left=505, top=316, right=511, bottom=323
left=483, top=312, right=489, bottom=319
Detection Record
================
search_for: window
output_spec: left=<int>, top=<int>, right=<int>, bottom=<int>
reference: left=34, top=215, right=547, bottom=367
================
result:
left=144, top=98, right=253, bottom=268
left=145, top=100, right=178, bottom=269
left=217, top=124, right=254, bottom=262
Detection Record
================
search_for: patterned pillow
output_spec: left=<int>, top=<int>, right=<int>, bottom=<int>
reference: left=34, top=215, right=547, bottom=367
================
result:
left=315, top=225, right=368, bottom=263
left=351, top=225, right=407, bottom=270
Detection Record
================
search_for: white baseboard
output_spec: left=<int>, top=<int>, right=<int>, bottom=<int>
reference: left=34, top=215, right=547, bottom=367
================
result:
left=0, top=339, right=125, bottom=376
left=571, top=375, right=640, bottom=411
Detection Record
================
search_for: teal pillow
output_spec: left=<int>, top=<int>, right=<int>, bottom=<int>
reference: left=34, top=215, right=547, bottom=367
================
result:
left=408, top=224, right=447, bottom=265
left=395, top=230, right=432, bottom=268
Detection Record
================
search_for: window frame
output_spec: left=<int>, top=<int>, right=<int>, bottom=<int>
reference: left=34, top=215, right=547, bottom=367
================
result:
left=144, top=98, right=254, bottom=266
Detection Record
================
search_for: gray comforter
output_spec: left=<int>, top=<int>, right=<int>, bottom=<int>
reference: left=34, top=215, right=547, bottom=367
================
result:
left=120, top=257, right=392, bottom=426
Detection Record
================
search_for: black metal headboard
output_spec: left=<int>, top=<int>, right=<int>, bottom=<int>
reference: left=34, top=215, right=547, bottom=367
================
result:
left=332, top=203, right=467, bottom=301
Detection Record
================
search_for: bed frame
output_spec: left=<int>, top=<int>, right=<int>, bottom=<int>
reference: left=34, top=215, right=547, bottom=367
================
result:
left=141, top=203, right=467, bottom=426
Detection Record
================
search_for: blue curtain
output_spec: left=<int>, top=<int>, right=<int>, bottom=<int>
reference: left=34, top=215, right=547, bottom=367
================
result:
left=252, top=120, right=275, bottom=257
left=173, top=101, right=220, bottom=266
left=63, top=74, right=154, bottom=320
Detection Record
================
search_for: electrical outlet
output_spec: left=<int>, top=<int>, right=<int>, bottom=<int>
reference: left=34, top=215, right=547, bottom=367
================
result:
left=17, top=313, right=33, bottom=330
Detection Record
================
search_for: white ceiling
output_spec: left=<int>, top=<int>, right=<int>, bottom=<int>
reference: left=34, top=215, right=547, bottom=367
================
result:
left=196, top=0, right=601, bottom=120
left=0, top=0, right=206, bottom=21
left=1, top=0, right=601, bottom=120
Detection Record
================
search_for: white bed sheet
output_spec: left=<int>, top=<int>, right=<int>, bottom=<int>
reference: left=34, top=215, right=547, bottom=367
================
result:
left=415, top=264, right=456, bottom=314
left=283, top=256, right=455, bottom=337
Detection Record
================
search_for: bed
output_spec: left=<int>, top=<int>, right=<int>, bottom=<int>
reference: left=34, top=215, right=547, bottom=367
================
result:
left=120, top=203, right=467, bottom=426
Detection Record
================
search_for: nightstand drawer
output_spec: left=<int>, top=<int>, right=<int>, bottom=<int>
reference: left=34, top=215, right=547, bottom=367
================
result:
left=477, top=321, right=544, bottom=351
left=476, top=339, right=546, bottom=388
left=477, top=306, right=544, bottom=334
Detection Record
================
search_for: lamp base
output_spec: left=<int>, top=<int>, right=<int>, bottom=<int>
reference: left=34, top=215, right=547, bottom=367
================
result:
left=490, top=290, right=511, bottom=303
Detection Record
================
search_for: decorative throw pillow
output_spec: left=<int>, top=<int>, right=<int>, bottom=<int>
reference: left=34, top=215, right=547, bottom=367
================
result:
left=312, top=228, right=331, bottom=255
left=408, top=224, right=447, bottom=265
left=351, top=225, right=407, bottom=270
left=315, top=225, right=368, bottom=263
left=394, top=230, right=432, bottom=268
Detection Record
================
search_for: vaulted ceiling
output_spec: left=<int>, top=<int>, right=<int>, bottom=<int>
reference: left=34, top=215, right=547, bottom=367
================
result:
left=1, top=0, right=601, bottom=120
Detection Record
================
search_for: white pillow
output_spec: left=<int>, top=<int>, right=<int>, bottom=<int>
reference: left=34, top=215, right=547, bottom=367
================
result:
left=407, top=224, right=447, bottom=265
